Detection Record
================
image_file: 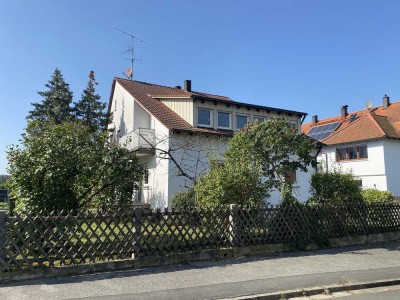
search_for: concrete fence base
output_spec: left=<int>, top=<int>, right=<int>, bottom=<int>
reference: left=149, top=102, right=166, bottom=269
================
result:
left=1, top=231, right=400, bottom=284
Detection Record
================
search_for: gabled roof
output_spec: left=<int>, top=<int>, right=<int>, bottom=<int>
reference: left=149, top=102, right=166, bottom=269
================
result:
left=109, top=78, right=307, bottom=136
left=302, top=101, right=400, bottom=145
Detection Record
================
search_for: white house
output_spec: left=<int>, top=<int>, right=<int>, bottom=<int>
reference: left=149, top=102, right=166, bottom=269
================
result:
left=107, top=78, right=313, bottom=208
left=302, top=95, right=400, bottom=197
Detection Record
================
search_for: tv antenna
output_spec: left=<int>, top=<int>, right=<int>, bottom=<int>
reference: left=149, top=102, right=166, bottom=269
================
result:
left=113, top=27, right=148, bottom=80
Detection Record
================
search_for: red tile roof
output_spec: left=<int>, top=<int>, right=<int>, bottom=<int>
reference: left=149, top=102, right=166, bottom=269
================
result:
left=109, top=78, right=306, bottom=136
left=302, top=101, right=400, bottom=145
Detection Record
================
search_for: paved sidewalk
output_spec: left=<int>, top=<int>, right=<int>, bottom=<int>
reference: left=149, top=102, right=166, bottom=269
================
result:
left=0, top=242, right=400, bottom=300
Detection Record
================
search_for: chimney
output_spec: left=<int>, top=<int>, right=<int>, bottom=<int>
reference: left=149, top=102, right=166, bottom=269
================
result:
left=341, top=105, right=348, bottom=118
left=184, top=80, right=191, bottom=92
left=383, top=94, right=390, bottom=109
left=175, top=85, right=182, bottom=90
left=312, top=115, right=318, bottom=125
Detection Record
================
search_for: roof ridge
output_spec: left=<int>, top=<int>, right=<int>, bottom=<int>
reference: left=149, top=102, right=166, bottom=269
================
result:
left=191, top=90, right=231, bottom=99
left=114, top=77, right=187, bottom=92
left=306, top=101, right=400, bottom=126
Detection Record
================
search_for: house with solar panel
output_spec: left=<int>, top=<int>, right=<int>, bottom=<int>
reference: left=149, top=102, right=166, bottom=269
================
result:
left=107, top=78, right=314, bottom=208
left=302, top=95, right=400, bottom=197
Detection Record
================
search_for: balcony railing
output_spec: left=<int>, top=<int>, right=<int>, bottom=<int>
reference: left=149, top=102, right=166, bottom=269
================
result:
left=119, top=128, right=155, bottom=153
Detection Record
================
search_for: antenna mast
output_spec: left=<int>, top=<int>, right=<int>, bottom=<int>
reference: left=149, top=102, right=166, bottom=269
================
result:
left=113, top=27, right=147, bottom=80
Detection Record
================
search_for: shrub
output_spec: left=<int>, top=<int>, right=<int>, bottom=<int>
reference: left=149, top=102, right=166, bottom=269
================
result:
left=361, top=189, right=397, bottom=204
left=309, top=170, right=363, bottom=204
left=171, top=188, right=196, bottom=210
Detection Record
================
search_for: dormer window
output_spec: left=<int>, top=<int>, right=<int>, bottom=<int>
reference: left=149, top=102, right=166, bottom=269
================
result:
left=253, top=116, right=265, bottom=123
left=198, top=108, right=212, bottom=127
left=236, top=114, right=249, bottom=129
left=218, top=111, right=231, bottom=129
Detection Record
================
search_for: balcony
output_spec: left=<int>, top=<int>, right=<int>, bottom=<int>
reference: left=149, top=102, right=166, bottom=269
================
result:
left=119, top=128, right=155, bottom=156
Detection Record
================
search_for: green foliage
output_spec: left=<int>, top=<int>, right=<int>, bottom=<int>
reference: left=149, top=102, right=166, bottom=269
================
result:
left=7, top=121, right=144, bottom=212
left=195, top=119, right=316, bottom=206
left=361, top=189, right=397, bottom=204
left=27, top=68, right=74, bottom=124
left=195, top=161, right=266, bottom=207
left=74, top=71, right=108, bottom=133
left=309, top=169, right=363, bottom=204
left=171, top=188, right=196, bottom=210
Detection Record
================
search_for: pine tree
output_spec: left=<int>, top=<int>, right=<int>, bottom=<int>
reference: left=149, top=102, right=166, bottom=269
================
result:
left=27, top=68, right=74, bottom=124
left=74, top=71, right=107, bottom=132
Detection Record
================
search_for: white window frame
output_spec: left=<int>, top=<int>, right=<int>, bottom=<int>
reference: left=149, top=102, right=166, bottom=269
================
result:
left=236, top=114, right=249, bottom=130
left=197, top=108, right=213, bottom=128
left=217, top=111, right=232, bottom=129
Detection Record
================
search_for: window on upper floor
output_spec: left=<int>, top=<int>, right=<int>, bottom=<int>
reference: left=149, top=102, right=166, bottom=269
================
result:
left=218, top=111, right=231, bottom=129
left=253, top=116, right=265, bottom=123
left=236, top=114, right=249, bottom=129
left=336, top=145, right=368, bottom=161
left=197, top=108, right=212, bottom=127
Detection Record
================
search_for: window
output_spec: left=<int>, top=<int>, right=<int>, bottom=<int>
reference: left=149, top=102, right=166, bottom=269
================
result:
left=358, top=145, right=368, bottom=158
left=253, top=116, right=265, bottom=123
left=284, top=170, right=297, bottom=184
left=337, top=148, right=346, bottom=161
left=198, top=108, right=212, bottom=127
left=236, top=115, right=248, bottom=129
left=218, top=111, right=231, bottom=129
left=141, top=165, right=149, bottom=184
left=336, top=145, right=368, bottom=161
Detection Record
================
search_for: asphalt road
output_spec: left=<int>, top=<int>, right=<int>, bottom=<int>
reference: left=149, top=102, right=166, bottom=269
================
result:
left=1, top=242, right=400, bottom=300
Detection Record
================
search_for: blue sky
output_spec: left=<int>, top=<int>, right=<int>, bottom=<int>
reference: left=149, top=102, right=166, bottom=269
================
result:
left=1, top=0, right=400, bottom=174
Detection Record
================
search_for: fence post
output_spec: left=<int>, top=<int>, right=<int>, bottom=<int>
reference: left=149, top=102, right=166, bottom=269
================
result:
left=0, top=211, right=7, bottom=272
left=229, top=204, right=239, bottom=247
left=132, top=209, right=143, bottom=260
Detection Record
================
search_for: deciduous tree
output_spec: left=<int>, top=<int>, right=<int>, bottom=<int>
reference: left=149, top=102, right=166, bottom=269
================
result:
left=195, top=119, right=317, bottom=206
left=7, top=121, right=144, bottom=212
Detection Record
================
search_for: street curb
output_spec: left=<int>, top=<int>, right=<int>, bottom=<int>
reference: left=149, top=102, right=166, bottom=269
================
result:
left=223, top=278, right=400, bottom=300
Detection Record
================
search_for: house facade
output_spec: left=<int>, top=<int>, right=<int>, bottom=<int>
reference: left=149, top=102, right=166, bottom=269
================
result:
left=108, top=78, right=313, bottom=208
left=302, top=95, right=400, bottom=197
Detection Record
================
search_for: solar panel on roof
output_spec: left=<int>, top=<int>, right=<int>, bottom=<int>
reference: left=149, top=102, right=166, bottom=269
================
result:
left=306, top=121, right=341, bottom=141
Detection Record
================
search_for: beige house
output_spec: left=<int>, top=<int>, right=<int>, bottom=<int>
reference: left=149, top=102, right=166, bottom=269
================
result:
left=107, top=78, right=313, bottom=208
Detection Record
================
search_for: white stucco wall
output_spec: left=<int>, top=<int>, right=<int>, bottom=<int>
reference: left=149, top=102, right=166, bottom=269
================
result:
left=383, top=139, right=400, bottom=196
left=167, top=133, right=229, bottom=207
left=318, top=140, right=388, bottom=191
left=145, top=117, right=170, bottom=208
left=109, top=82, right=135, bottom=137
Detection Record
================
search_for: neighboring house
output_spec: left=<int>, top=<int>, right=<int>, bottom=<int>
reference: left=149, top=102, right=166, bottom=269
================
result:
left=302, top=95, right=400, bottom=196
left=0, top=189, right=9, bottom=203
left=107, top=78, right=313, bottom=208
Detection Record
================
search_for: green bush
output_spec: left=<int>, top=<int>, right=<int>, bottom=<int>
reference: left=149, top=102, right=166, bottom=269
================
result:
left=171, top=188, right=196, bottom=210
left=361, top=189, right=396, bottom=204
left=309, top=170, right=363, bottom=204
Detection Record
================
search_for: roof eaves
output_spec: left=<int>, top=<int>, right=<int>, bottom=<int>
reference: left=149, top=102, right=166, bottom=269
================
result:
left=193, top=95, right=307, bottom=117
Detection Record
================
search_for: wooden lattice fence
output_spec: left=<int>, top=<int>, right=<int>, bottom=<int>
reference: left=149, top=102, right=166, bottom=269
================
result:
left=1, top=203, right=400, bottom=273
